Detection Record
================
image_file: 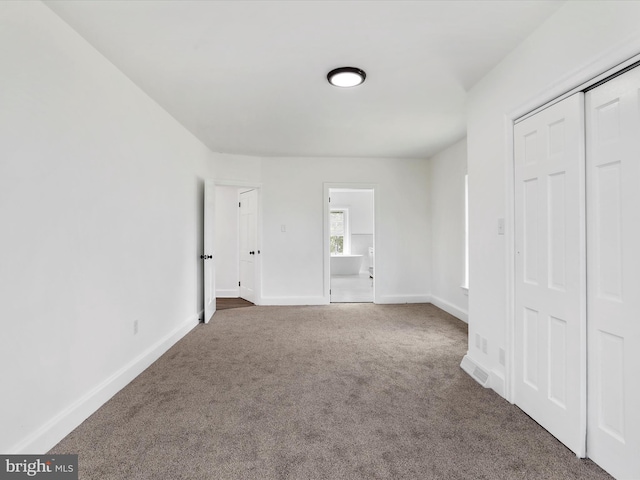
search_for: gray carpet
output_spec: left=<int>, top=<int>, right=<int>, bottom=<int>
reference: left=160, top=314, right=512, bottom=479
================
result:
left=50, top=304, right=611, bottom=479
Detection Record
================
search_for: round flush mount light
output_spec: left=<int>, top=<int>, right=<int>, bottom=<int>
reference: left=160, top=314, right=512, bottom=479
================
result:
left=327, top=67, right=366, bottom=88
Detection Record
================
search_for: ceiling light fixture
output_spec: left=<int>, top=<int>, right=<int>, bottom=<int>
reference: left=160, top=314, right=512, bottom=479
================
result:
left=327, top=67, right=366, bottom=88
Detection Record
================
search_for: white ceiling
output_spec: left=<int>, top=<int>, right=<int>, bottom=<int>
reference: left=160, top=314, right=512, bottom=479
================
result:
left=46, top=0, right=564, bottom=159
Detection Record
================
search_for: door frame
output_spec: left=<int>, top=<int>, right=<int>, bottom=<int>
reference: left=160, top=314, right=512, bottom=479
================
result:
left=215, top=180, right=263, bottom=305
left=323, top=183, right=377, bottom=304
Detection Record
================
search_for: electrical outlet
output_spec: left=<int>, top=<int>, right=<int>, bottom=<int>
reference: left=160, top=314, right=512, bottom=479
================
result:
left=475, top=333, right=481, bottom=349
left=499, top=348, right=506, bottom=366
left=133, top=319, right=139, bottom=335
left=482, top=337, right=488, bottom=354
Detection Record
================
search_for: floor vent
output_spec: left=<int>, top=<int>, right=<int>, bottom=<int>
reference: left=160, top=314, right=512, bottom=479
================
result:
left=473, top=366, right=489, bottom=385
left=460, top=355, right=490, bottom=388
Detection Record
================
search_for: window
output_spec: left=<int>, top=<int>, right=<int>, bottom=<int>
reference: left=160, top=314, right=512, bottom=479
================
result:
left=330, top=208, right=350, bottom=255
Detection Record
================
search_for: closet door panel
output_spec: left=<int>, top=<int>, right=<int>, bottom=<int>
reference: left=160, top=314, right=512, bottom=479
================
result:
left=514, top=93, right=586, bottom=457
left=586, top=66, right=640, bottom=480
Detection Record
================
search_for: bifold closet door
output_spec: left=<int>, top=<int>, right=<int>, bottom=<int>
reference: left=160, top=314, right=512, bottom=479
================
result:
left=514, top=93, right=586, bottom=457
left=586, top=66, right=640, bottom=480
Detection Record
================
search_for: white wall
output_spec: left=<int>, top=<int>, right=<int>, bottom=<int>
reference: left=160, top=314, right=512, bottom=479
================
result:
left=0, top=2, right=215, bottom=453
left=214, top=186, right=240, bottom=297
left=212, top=155, right=430, bottom=304
left=214, top=153, right=262, bottom=186
left=428, top=138, right=468, bottom=322
left=466, top=0, right=640, bottom=397
left=258, top=157, right=431, bottom=304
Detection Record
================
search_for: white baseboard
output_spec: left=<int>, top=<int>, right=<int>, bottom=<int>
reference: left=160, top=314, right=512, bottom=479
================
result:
left=429, top=294, right=468, bottom=323
left=216, top=288, right=239, bottom=298
left=258, top=294, right=434, bottom=306
left=248, top=295, right=440, bottom=306
left=376, top=294, right=431, bottom=304
left=9, top=314, right=200, bottom=454
left=259, top=296, right=328, bottom=306
left=490, top=369, right=505, bottom=398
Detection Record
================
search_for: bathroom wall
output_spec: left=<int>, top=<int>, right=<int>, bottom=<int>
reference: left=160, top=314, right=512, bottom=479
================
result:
left=330, top=190, right=374, bottom=273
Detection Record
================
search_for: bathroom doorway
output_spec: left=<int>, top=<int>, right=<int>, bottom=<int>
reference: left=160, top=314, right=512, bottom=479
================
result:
left=326, top=187, right=375, bottom=303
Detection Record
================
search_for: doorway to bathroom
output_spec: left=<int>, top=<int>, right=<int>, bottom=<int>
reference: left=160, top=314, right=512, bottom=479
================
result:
left=326, top=186, right=375, bottom=303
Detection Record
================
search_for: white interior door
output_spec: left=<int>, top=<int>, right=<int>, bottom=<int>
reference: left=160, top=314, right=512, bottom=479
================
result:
left=203, top=180, right=216, bottom=323
left=514, top=93, right=586, bottom=456
left=586, top=66, right=640, bottom=480
left=239, top=189, right=257, bottom=303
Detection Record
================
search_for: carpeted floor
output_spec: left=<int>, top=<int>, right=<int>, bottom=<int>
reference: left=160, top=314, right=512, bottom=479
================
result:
left=49, top=304, right=611, bottom=479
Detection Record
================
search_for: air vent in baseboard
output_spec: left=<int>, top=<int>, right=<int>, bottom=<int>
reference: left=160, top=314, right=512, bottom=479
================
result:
left=473, top=366, right=489, bottom=385
left=460, top=354, right=490, bottom=388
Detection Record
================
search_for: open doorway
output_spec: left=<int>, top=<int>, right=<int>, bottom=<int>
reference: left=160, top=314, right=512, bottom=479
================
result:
left=214, top=184, right=261, bottom=306
left=327, top=187, right=375, bottom=303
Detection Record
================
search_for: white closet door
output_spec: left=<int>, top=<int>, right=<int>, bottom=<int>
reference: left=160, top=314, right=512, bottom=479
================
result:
left=514, top=93, right=586, bottom=456
left=586, top=66, right=640, bottom=480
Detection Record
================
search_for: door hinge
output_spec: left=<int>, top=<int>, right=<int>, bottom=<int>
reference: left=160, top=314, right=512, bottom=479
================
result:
left=239, top=202, right=241, bottom=207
